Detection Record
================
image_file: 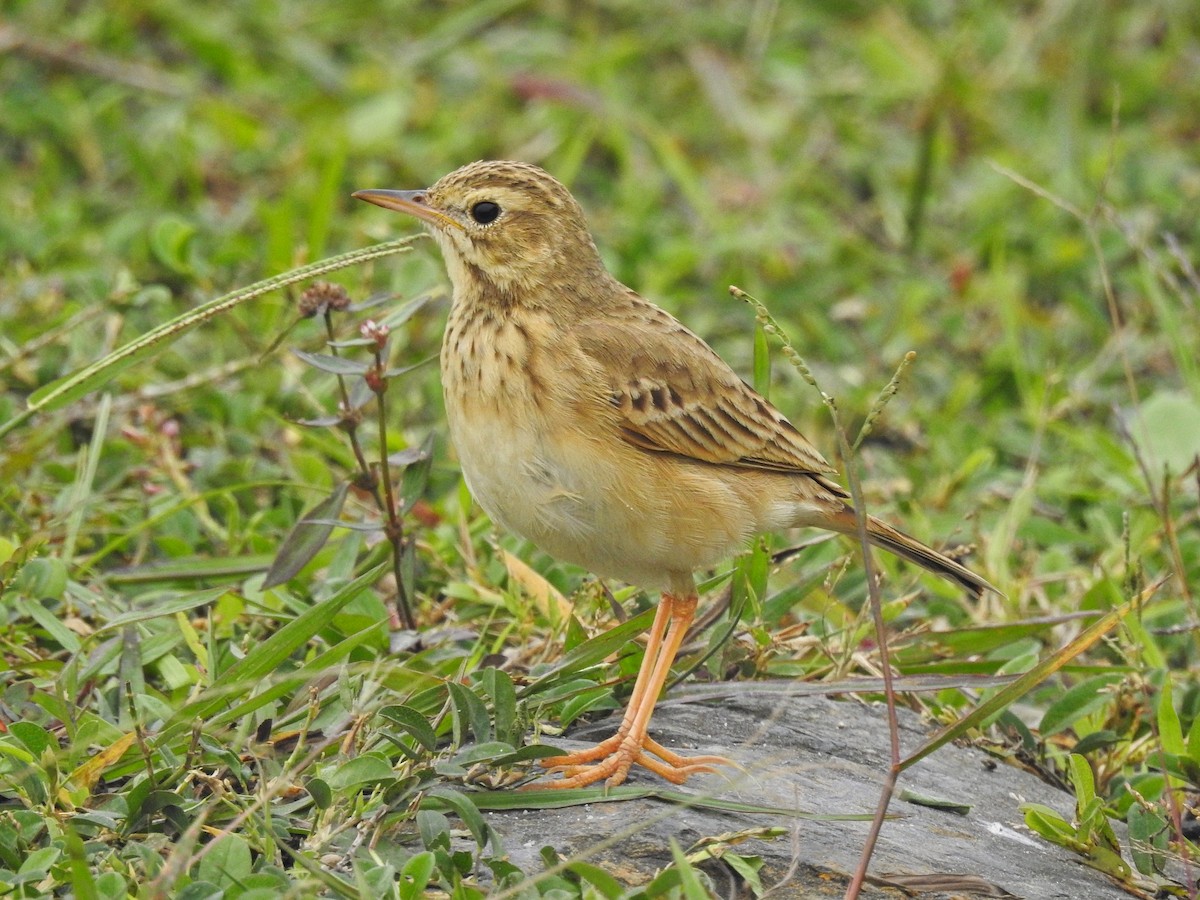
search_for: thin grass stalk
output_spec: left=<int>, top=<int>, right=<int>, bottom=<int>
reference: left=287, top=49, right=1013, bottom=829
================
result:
left=729, top=286, right=905, bottom=899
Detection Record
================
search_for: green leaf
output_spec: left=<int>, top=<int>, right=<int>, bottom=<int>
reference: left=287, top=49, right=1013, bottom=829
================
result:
left=159, top=564, right=385, bottom=737
left=563, top=614, right=588, bottom=653
left=94, top=589, right=225, bottom=632
left=1157, top=678, right=1186, bottom=756
left=399, top=852, right=436, bottom=900
left=175, top=881, right=222, bottom=900
left=18, top=846, right=61, bottom=875
left=94, top=871, right=127, bottom=900
left=447, top=681, right=492, bottom=746
left=1136, top=391, right=1200, bottom=475
left=897, top=788, right=971, bottom=815
left=1127, top=803, right=1169, bottom=876
left=0, top=536, right=16, bottom=567
left=1087, top=844, right=1131, bottom=880
left=262, top=481, right=350, bottom=588
left=197, top=832, right=253, bottom=888
left=416, top=810, right=451, bottom=852
left=523, top=607, right=656, bottom=695
left=398, top=434, right=435, bottom=515
left=475, top=668, right=518, bottom=745
left=1121, top=615, right=1166, bottom=670
left=425, top=787, right=490, bottom=849
left=3, top=758, right=49, bottom=805
left=904, top=581, right=1157, bottom=769
left=9, top=722, right=55, bottom=756
left=556, top=684, right=615, bottom=728
left=12, top=557, right=68, bottom=599
left=1072, top=730, right=1121, bottom=755
left=752, top=322, right=770, bottom=397
left=1021, top=803, right=1084, bottom=851
left=378, top=705, right=439, bottom=752
left=1157, top=750, right=1200, bottom=787
left=1187, top=705, right=1200, bottom=764
left=380, top=292, right=436, bottom=329
left=305, top=778, right=332, bottom=809
left=450, top=741, right=516, bottom=766
left=149, top=215, right=197, bottom=274
left=565, top=861, right=624, bottom=899
left=64, top=826, right=98, bottom=900
left=1068, top=753, right=1096, bottom=811
left=721, top=853, right=765, bottom=897
left=669, top=838, right=709, bottom=899
left=1039, top=673, right=1124, bottom=737
left=462, top=784, right=866, bottom=819
left=325, top=754, right=396, bottom=793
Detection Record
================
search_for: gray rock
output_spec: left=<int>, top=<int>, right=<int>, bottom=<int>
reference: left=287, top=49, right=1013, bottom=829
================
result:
left=481, top=685, right=1150, bottom=898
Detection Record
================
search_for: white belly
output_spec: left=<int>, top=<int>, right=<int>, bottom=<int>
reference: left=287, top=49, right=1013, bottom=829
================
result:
left=448, top=401, right=620, bottom=565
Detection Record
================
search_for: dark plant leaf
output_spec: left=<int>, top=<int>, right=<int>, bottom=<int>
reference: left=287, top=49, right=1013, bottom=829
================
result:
left=898, top=788, right=971, bottom=815
left=467, top=784, right=865, bottom=819
left=1073, top=730, right=1121, bottom=755
left=388, top=445, right=430, bottom=468
left=398, top=436, right=435, bottom=515
left=298, top=518, right=381, bottom=532
left=379, top=292, right=436, bottom=328
left=348, top=377, right=373, bottom=409
left=384, top=357, right=436, bottom=379
left=292, top=349, right=369, bottom=376
left=263, top=482, right=350, bottom=588
left=291, top=415, right=343, bottom=427
left=871, top=873, right=1019, bottom=897
left=347, top=290, right=401, bottom=313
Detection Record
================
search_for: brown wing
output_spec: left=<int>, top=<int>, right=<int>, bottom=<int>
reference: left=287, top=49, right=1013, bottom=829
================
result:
left=574, top=297, right=840, bottom=479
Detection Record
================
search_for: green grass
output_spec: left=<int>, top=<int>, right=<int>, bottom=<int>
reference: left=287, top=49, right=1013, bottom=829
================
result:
left=2, top=1, right=1199, bottom=896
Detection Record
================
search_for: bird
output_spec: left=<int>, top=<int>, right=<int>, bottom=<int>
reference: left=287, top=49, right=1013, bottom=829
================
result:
left=353, top=160, right=995, bottom=789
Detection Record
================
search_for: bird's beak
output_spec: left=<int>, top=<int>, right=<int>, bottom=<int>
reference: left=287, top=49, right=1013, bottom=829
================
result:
left=351, top=188, right=465, bottom=231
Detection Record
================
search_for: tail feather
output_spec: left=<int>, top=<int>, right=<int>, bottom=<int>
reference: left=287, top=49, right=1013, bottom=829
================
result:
left=828, top=508, right=997, bottom=597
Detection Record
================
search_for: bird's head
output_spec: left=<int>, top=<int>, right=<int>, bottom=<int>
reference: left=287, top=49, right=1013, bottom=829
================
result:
left=354, top=160, right=607, bottom=303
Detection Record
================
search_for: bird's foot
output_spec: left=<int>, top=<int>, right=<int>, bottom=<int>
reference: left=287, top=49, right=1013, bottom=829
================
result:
left=528, top=734, right=734, bottom=789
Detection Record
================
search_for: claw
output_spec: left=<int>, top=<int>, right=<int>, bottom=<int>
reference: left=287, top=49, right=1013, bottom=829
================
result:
left=522, top=592, right=738, bottom=790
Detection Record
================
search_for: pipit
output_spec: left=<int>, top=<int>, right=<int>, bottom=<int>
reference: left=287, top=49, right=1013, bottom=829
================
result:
left=354, top=160, right=994, bottom=789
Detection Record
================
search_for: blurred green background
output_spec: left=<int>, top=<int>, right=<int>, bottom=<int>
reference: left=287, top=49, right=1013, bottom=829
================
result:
left=5, top=0, right=1198, bottom=598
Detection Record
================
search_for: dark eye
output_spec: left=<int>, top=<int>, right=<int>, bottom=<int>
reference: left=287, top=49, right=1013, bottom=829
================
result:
left=470, top=201, right=500, bottom=224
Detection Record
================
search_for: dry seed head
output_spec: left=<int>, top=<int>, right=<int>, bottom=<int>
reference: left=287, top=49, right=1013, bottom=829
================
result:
left=299, top=281, right=352, bottom=317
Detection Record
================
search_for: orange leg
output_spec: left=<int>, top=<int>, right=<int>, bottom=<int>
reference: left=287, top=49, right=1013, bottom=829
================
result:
left=531, top=592, right=734, bottom=789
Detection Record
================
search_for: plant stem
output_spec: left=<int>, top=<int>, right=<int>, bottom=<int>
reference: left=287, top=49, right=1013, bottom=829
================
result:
left=371, top=345, right=415, bottom=630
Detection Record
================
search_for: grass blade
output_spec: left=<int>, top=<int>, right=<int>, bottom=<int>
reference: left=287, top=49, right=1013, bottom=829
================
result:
left=157, top=563, right=386, bottom=739
left=0, top=238, right=417, bottom=439
left=902, top=578, right=1163, bottom=770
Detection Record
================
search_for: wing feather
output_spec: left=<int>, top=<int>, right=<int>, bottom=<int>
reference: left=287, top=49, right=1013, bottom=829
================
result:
left=574, top=299, right=839, bottom=479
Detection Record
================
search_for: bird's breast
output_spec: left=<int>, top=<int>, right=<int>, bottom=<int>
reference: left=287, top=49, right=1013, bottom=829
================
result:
left=438, top=304, right=763, bottom=590
left=440, top=306, right=612, bottom=550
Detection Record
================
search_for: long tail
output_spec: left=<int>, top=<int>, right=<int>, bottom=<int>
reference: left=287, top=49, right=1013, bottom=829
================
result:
left=828, top=508, right=998, bottom=597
